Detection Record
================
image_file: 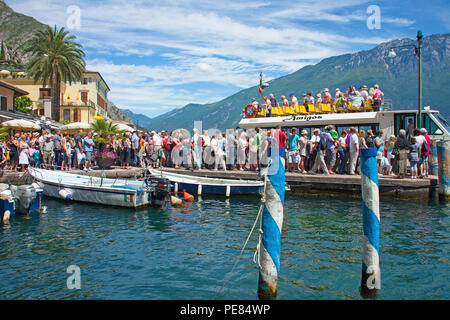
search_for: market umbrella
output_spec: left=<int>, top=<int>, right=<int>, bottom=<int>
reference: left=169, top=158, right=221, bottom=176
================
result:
left=1, top=119, right=41, bottom=131
left=60, top=122, right=92, bottom=133
left=115, top=123, right=135, bottom=132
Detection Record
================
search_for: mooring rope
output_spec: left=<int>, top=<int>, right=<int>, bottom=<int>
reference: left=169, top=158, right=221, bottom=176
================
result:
left=213, top=176, right=267, bottom=300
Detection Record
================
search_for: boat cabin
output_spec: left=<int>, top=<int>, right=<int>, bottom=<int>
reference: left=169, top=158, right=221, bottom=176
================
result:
left=238, top=109, right=449, bottom=141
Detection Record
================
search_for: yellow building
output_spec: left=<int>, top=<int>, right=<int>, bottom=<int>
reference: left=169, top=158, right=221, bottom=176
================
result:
left=0, top=80, right=29, bottom=111
left=4, top=70, right=111, bottom=123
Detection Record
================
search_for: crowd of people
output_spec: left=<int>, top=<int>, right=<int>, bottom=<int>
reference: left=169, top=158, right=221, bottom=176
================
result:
left=249, top=84, right=385, bottom=116
left=0, top=122, right=432, bottom=180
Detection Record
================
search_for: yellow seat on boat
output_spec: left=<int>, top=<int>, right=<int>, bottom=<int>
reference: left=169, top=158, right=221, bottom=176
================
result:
left=307, top=104, right=315, bottom=113
left=315, top=103, right=323, bottom=114
left=288, top=106, right=296, bottom=115
left=321, top=103, right=331, bottom=113
left=258, top=109, right=266, bottom=117
left=275, top=106, right=283, bottom=116
left=365, top=100, right=373, bottom=111
left=348, top=101, right=358, bottom=111
left=298, top=105, right=308, bottom=114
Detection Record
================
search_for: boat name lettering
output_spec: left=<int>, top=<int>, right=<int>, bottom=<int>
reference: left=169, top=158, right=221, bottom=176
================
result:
left=285, top=115, right=323, bottom=122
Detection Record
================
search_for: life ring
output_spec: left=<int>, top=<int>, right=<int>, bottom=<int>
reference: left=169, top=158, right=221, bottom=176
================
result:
left=244, top=104, right=257, bottom=118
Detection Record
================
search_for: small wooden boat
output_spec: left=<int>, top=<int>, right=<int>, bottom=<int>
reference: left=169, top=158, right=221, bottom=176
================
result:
left=29, top=168, right=170, bottom=208
left=149, top=169, right=264, bottom=196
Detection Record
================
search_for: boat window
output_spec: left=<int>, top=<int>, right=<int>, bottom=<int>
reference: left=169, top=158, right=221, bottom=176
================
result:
left=433, top=113, right=450, bottom=133
left=394, top=113, right=415, bottom=136
left=423, top=114, right=443, bottom=135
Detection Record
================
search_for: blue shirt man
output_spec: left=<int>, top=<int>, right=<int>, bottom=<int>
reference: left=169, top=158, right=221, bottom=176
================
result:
left=131, top=132, right=139, bottom=165
left=83, top=136, right=94, bottom=152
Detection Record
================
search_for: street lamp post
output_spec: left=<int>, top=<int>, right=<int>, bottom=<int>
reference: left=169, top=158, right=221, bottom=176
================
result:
left=388, top=30, right=424, bottom=128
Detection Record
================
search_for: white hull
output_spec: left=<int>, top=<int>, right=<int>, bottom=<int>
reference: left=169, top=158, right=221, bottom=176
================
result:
left=29, top=168, right=150, bottom=208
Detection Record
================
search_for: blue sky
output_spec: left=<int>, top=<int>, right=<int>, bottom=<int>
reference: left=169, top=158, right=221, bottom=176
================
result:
left=7, top=0, right=450, bottom=118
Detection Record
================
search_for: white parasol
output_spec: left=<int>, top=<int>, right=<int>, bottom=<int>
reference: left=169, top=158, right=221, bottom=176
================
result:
left=60, top=122, right=92, bottom=133
left=1, top=119, right=41, bottom=131
left=115, top=123, right=135, bottom=132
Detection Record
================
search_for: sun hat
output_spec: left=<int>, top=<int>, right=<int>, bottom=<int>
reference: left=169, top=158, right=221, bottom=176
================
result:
left=324, top=88, right=329, bottom=92
left=301, top=129, right=308, bottom=135
left=420, top=128, right=427, bottom=134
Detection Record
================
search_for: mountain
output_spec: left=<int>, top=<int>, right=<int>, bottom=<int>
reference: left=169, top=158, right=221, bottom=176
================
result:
left=122, top=109, right=154, bottom=129
left=108, top=103, right=132, bottom=123
left=144, top=33, right=450, bottom=132
left=0, top=0, right=46, bottom=63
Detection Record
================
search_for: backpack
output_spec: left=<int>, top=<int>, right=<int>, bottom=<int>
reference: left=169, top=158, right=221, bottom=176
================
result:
left=421, top=141, right=429, bottom=154
left=319, top=134, right=327, bottom=151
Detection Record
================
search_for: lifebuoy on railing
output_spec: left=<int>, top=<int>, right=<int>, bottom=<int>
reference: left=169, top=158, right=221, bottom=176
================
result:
left=244, top=104, right=257, bottom=118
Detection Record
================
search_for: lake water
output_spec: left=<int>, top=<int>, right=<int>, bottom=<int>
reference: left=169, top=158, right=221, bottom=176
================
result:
left=1, top=194, right=448, bottom=300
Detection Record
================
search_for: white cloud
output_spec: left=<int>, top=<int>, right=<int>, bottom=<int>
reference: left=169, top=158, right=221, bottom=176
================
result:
left=7, top=0, right=404, bottom=117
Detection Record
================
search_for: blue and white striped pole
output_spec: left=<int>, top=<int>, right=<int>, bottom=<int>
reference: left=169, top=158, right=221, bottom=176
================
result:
left=257, top=142, right=285, bottom=300
left=360, top=148, right=380, bottom=298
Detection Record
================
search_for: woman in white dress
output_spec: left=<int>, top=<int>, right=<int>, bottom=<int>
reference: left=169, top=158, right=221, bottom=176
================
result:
left=237, top=132, right=248, bottom=171
left=18, top=135, right=29, bottom=172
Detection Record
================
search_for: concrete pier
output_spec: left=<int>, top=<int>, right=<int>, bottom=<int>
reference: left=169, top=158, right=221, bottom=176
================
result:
left=157, top=168, right=438, bottom=199
left=1, top=166, right=438, bottom=199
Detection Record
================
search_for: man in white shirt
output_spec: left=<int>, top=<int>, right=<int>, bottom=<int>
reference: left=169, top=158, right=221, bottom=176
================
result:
left=349, top=127, right=359, bottom=175
left=360, top=85, right=369, bottom=101
left=290, top=94, right=298, bottom=107
left=191, top=128, right=202, bottom=170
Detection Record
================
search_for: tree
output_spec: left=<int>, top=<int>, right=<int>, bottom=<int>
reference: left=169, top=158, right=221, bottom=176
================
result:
left=14, top=96, right=33, bottom=113
left=0, top=40, right=5, bottom=61
left=24, top=25, right=86, bottom=121
left=90, top=120, right=125, bottom=151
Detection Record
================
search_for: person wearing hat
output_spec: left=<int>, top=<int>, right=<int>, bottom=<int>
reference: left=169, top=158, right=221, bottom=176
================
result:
left=360, top=85, right=369, bottom=101
left=306, top=92, right=315, bottom=105
left=299, top=129, right=309, bottom=173
left=42, top=134, right=54, bottom=170
left=250, top=98, right=260, bottom=117
left=334, top=88, right=341, bottom=100
left=301, top=93, right=307, bottom=106
left=289, top=93, right=299, bottom=113
left=419, top=128, right=431, bottom=177
left=308, top=128, right=329, bottom=176
left=372, top=84, right=384, bottom=111
left=323, top=88, right=332, bottom=104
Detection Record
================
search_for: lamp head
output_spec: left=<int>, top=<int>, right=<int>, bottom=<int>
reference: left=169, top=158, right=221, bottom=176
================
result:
left=417, top=30, right=423, bottom=40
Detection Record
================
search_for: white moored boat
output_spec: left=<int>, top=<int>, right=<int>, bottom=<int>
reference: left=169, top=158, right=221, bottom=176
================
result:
left=29, top=168, right=171, bottom=208
left=149, top=168, right=264, bottom=196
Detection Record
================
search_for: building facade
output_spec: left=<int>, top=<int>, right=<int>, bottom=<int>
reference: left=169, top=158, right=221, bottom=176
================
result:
left=4, top=70, right=110, bottom=123
left=0, top=80, right=29, bottom=111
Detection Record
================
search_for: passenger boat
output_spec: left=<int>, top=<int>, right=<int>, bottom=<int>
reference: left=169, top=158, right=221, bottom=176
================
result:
left=28, top=168, right=171, bottom=208
left=148, top=168, right=264, bottom=196
left=239, top=108, right=449, bottom=141
left=1, top=182, right=44, bottom=222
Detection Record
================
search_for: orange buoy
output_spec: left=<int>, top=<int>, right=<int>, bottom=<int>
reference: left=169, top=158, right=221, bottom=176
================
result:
left=183, top=190, right=194, bottom=202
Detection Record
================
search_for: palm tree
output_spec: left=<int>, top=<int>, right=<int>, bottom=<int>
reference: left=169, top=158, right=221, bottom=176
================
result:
left=90, top=119, right=124, bottom=151
left=24, top=25, right=86, bottom=121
